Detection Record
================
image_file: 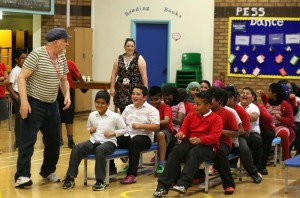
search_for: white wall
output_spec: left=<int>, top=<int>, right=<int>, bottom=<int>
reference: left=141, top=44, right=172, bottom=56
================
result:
left=92, top=0, right=214, bottom=83
left=32, top=15, right=41, bottom=49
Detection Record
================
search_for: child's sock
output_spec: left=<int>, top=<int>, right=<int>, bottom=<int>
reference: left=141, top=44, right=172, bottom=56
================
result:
left=159, top=160, right=166, bottom=166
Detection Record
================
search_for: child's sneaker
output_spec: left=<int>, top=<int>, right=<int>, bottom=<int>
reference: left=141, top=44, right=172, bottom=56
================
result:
left=172, top=185, right=186, bottom=194
left=47, top=173, right=61, bottom=182
left=153, top=188, right=168, bottom=197
left=118, top=165, right=129, bottom=174
left=62, top=176, right=75, bottom=189
left=15, top=176, right=33, bottom=188
left=250, top=172, right=262, bottom=184
left=120, top=175, right=136, bottom=184
left=68, top=140, right=75, bottom=149
left=92, top=181, right=106, bottom=191
left=155, top=164, right=165, bottom=175
left=224, top=186, right=235, bottom=195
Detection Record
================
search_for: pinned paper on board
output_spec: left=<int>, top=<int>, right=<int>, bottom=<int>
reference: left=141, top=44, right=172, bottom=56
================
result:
left=275, top=54, right=284, bottom=64
left=241, top=54, right=249, bottom=63
left=228, top=54, right=236, bottom=64
left=279, top=68, right=287, bottom=76
left=253, top=67, right=261, bottom=76
left=290, top=55, right=299, bottom=66
left=256, top=54, right=265, bottom=64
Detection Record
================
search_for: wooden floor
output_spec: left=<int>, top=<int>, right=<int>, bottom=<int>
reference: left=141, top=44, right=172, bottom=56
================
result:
left=1, top=113, right=300, bottom=198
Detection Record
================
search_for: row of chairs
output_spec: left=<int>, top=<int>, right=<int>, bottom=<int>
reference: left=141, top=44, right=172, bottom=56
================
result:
left=81, top=137, right=282, bottom=194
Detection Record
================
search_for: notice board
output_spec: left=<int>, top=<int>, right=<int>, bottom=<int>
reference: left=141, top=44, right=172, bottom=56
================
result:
left=228, top=17, right=300, bottom=79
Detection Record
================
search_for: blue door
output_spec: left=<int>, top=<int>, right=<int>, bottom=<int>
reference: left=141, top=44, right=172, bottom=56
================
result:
left=135, top=23, right=169, bottom=88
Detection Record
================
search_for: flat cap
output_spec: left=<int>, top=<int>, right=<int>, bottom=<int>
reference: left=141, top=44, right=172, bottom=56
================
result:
left=45, top=27, right=71, bottom=42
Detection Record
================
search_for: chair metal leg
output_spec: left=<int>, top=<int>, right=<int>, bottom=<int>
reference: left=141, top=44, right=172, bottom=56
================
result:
left=84, top=159, right=87, bottom=185
left=204, top=164, right=209, bottom=193
left=285, top=167, right=288, bottom=194
left=274, top=144, right=278, bottom=166
left=239, top=164, right=243, bottom=181
left=106, top=159, right=110, bottom=186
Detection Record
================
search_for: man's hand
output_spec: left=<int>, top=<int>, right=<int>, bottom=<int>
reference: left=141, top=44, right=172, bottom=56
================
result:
left=63, top=96, right=71, bottom=110
left=20, top=101, right=31, bottom=119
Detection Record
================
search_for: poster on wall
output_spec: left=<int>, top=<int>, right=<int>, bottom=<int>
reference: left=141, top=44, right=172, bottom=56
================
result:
left=228, top=17, right=300, bottom=79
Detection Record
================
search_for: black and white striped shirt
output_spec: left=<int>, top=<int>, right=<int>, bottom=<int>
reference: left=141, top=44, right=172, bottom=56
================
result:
left=24, top=46, right=69, bottom=103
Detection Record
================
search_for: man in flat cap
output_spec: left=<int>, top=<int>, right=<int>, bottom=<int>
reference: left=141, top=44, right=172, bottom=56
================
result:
left=15, top=27, right=72, bottom=188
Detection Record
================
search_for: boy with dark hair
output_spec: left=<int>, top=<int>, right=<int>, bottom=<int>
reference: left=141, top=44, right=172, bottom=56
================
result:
left=62, top=90, right=126, bottom=191
left=207, top=87, right=239, bottom=194
left=224, top=86, right=262, bottom=183
left=153, top=91, right=223, bottom=197
left=149, top=86, right=174, bottom=175
left=106, top=85, right=160, bottom=184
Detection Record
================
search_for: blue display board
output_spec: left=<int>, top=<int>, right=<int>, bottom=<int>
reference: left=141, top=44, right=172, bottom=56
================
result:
left=227, top=17, right=300, bottom=79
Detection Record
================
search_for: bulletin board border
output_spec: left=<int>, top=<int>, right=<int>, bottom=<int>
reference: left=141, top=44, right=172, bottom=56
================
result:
left=227, top=17, right=300, bottom=80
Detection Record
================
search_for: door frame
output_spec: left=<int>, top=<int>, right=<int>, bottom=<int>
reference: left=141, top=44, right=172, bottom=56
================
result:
left=131, top=20, right=171, bottom=83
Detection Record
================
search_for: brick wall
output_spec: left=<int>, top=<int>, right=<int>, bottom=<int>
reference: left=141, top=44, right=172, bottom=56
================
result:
left=214, top=0, right=300, bottom=97
left=41, top=0, right=91, bottom=45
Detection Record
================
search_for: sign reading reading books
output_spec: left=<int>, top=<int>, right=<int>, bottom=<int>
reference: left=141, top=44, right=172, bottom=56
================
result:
left=228, top=17, right=300, bottom=79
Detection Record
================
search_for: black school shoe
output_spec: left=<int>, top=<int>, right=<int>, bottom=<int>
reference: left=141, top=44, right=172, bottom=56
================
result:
left=153, top=188, right=168, bottom=197
left=250, top=172, right=262, bottom=184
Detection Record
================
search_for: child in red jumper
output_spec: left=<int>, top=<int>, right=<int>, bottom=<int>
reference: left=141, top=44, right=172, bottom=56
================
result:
left=153, top=91, right=223, bottom=197
left=149, top=86, right=174, bottom=175
left=208, top=87, right=239, bottom=195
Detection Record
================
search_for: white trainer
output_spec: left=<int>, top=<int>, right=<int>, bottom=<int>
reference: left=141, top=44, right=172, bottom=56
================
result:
left=47, top=173, right=61, bottom=182
left=15, top=176, right=33, bottom=188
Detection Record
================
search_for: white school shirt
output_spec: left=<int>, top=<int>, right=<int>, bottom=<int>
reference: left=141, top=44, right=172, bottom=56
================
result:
left=239, top=102, right=261, bottom=134
left=87, top=109, right=126, bottom=146
left=114, top=102, right=160, bottom=142
left=9, top=65, right=21, bottom=92
left=225, top=105, right=242, bottom=146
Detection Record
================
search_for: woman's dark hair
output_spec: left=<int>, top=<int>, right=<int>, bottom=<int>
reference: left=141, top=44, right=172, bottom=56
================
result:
left=162, top=83, right=181, bottom=106
left=95, top=90, right=110, bottom=104
left=195, top=91, right=212, bottom=105
left=199, top=80, right=211, bottom=88
left=269, top=83, right=286, bottom=105
left=124, top=38, right=139, bottom=58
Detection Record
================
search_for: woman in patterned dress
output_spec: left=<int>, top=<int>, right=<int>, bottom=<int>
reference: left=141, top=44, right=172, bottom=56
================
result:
left=110, top=38, right=148, bottom=113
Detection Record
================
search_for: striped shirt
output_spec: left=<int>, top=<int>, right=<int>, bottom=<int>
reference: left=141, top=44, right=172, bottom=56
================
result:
left=24, top=46, right=69, bottom=103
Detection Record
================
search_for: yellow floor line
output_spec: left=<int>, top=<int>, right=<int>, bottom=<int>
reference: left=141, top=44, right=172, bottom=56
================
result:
left=120, top=189, right=214, bottom=198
